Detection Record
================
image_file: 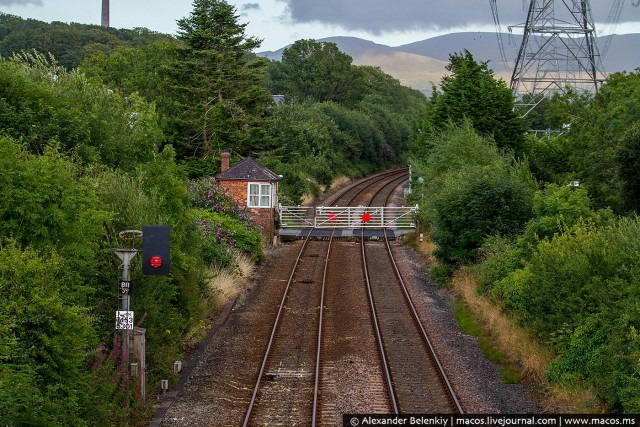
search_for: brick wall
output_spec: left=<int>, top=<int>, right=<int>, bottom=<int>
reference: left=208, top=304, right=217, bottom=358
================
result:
left=217, top=179, right=276, bottom=244
left=218, top=180, right=249, bottom=208
left=250, top=207, right=275, bottom=242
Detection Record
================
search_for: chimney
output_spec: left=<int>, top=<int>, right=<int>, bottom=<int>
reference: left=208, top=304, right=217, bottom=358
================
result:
left=101, top=0, right=109, bottom=27
left=221, top=151, right=231, bottom=173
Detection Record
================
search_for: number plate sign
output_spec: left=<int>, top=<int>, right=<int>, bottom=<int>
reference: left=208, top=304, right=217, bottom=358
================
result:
left=116, top=310, right=134, bottom=330
left=119, top=280, right=132, bottom=295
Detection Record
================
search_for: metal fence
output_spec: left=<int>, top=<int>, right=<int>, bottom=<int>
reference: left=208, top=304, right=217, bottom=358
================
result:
left=279, top=205, right=418, bottom=229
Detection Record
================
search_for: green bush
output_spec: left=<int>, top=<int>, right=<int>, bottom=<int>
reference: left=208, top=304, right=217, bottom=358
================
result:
left=546, top=300, right=640, bottom=412
left=0, top=140, right=122, bottom=426
left=410, top=123, right=503, bottom=205
left=473, top=236, right=524, bottom=293
left=0, top=53, right=163, bottom=170
left=522, top=134, right=571, bottom=183
left=494, top=217, right=640, bottom=411
left=0, top=243, right=123, bottom=426
left=200, top=237, right=235, bottom=269
left=430, top=161, right=535, bottom=264
left=517, top=183, right=613, bottom=252
left=616, top=120, right=640, bottom=213
left=196, top=210, right=265, bottom=262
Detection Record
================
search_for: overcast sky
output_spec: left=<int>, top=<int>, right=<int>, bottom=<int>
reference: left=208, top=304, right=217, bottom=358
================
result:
left=1, top=0, right=639, bottom=51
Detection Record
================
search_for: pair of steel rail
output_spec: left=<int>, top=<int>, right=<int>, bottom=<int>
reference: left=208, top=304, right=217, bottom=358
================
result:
left=242, top=169, right=462, bottom=426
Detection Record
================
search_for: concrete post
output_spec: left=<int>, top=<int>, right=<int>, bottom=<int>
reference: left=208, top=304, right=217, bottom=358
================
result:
left=133, top=327, right=146, bottom=402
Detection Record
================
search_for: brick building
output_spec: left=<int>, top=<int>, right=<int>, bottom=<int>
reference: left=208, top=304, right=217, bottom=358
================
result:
left=215, top=152, right=281, bottom=243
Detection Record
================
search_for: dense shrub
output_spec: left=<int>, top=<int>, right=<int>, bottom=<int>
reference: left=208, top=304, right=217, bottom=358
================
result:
left=430, top=161, right=535, bottom=264
left=494, top=218, right=640, bottom=411
left=474, top=184, right=612, bottom=294
left=521, top=134, right=571, bottom=183
left=0, top=53, right=162, bottom=170
left=547, top=304, right=640, bottom=412
left=616, top=120, right=640, bottom=212
left=411, top=124, right=536, bottom=265
left=410, top=123, right=502, bottom=201
left=0, top=140, right=126, bottom=425
left=196, top=210, right=264, bottom=263
left=189, top=178, right=265, bottom=265
left=473, top=236, right=524, bottom=293
left=517, top=184, right=613, bottom=251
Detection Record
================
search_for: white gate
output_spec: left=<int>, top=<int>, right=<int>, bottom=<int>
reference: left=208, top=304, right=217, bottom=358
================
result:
left=279, top=205, right=418, bottom=229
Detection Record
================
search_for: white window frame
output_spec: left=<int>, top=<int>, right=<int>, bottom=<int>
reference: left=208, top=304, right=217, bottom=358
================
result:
left=247, top=182, right=272, bottom=208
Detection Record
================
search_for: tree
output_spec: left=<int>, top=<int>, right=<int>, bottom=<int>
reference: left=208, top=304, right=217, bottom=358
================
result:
left=0, top=52, right=163, bottom=170
left=358, top=65, right=427, bottom=118
left=554, top=70, right=640, bottom=213
left=0, top=13, right=171, bottom=70
left=271, top=39, right=365, bottom=105
left=425, top=50, right=526, bottom=153
left=169, top=0, right=272, bottom=165
left=616, top=120, right=640, bottom=211
left=80, top=41, right=178, bottom=102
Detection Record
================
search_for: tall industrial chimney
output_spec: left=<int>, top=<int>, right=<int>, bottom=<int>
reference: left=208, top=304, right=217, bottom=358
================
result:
left=101, top=0, right=109, bottom=28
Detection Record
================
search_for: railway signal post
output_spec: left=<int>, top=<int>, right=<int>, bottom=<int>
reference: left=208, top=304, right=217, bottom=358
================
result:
left=113, top=230, right=143, bottom=400
left=113, top=227, right=170, bottom=402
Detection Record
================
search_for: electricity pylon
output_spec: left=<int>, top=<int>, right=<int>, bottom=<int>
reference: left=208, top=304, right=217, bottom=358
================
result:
left=510, top=0, right=606, bottom=115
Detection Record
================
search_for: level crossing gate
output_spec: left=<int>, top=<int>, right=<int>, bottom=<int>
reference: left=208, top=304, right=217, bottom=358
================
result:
left=278, top=205, right=418, bottom=238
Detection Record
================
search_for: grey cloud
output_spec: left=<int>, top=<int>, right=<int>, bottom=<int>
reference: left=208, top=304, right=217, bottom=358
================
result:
left=241, top=3, right=261, bottom=11
left=280, top=0, right=640, bottom=34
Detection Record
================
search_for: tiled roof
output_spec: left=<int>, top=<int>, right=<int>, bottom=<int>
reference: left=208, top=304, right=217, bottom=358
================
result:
left=215, top=158, right=281, bottom=181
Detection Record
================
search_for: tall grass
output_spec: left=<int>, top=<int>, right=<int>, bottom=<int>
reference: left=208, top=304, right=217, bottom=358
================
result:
left=206, top=252, right=254, bottom=316
left=417, top=231, right=598, bottom=411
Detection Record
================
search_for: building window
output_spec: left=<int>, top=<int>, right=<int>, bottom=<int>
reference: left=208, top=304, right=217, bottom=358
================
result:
left=248, top=183, right=271, bottom=208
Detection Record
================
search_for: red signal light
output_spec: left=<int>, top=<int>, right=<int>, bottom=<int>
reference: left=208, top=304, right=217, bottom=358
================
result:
left=149, top=256, right=163, bottom=269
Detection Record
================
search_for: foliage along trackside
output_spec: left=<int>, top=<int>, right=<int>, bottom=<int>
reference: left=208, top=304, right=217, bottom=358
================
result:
left=81, top=31, right=427, bottom=199
left=0, top=0, right=425, bottom=424
left=0, top=52, right=263, bottom=426
left=410, top=49, right=640, bottom=412
left=4, top=0, right=638, bottom=418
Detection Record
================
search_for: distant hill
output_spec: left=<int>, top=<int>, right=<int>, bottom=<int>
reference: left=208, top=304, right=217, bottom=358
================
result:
left=259, top=32, right=640, bottom=93
left=258, top=36, right=449, bottom=94
left=0, top=13, right=174, bottom=69
left=397, top=32, right=640, bottom=76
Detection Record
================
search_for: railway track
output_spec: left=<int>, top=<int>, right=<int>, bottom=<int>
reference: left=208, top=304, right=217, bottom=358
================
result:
left=161, top=168, right=461, bottom=426
left=242, top=232, right=332, bottom=426
left=329, top=168, right=408, bottom=206
left=242, top=171, right=405, bottom=425
left=359, top=181, right=463, bottom=413
left=242, top=169, right=462, bottom=425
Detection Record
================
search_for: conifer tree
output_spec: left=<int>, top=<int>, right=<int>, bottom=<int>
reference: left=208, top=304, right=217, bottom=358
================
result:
left=170, top=0, right=271, bottom=168
left=426, top=50, right=525, bottom=153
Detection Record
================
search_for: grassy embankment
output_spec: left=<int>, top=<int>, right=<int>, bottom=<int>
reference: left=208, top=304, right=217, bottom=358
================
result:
left=412, top=234, right=600, bottom=413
